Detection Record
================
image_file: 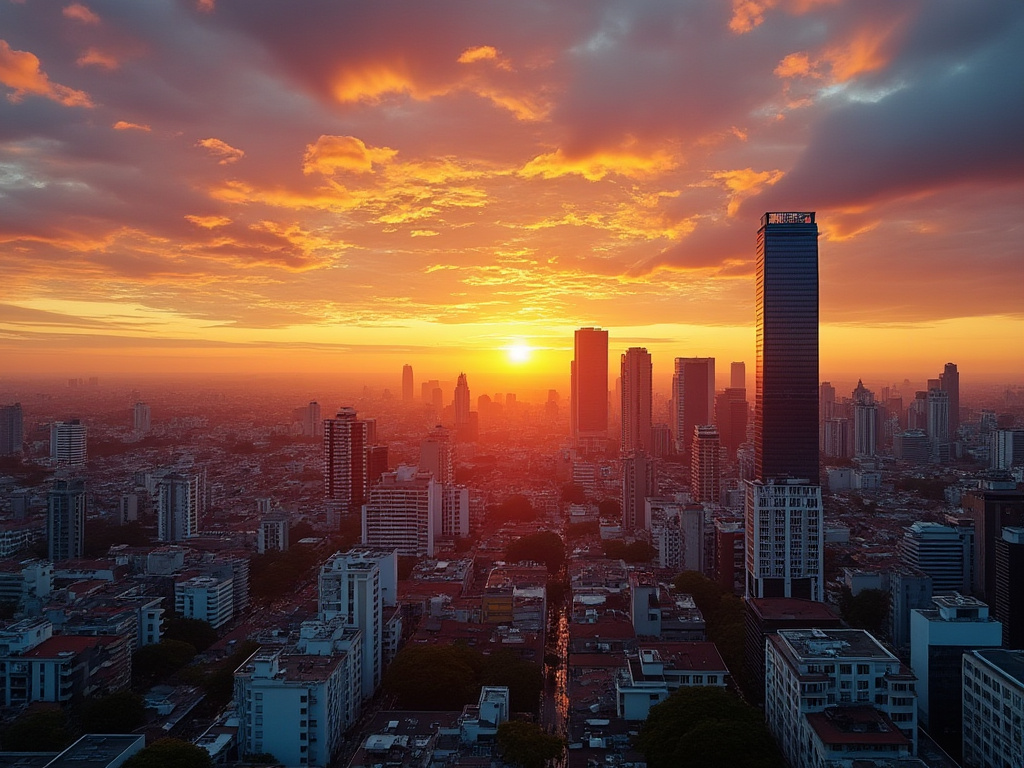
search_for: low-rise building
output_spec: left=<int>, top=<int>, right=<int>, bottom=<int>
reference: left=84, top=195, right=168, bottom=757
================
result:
left=175, top=575, right=234, bottom=629
left=615, top=643, right=728, bottom=721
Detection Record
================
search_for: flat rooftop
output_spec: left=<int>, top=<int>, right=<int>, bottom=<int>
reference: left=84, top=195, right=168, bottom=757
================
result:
left=972, top=648, right=1024, bottom=689
left=778, top=629, right=895, bottom=661
left=43, top=735, right=144, bottom=768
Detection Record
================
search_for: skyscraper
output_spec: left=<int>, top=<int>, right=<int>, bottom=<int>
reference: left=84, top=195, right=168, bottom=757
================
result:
left=571, top=327, right=609, bottom=450
left=852, top=380, right=878, bottom=458
left=157, top=472, right=203, bottom=541
left=48, top=478, right=86, bottom=562
left=746, top=212, right=823, bottom=602
left=621, top=451, right=656, bottom=530
left=691, top=425, right=721, bottom=504
left=754, top=211, right=819, bottom=483
left=939, top=362, right=959, bottom=436
left=361, top=466, right=440, bottom=557
left=672, top=357, right=714, bottom=455
left=730, top=361, right=745, bottom=390
left=453, top=372, right=471, bottom=429
left=0, top=403, right=23, bottom=455
left=402, top=364, right=414, bottom=402
left=324, top=407, right=368, bottom=518
left=620, top=347, right=653, bottom=454
left=133, top=402, right=151, bottom=436
left=50, top=419, right=87, bottom=466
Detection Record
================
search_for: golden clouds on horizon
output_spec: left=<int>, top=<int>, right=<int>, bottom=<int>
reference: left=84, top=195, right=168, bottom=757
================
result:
left=303, top=135, right=397, bottom=176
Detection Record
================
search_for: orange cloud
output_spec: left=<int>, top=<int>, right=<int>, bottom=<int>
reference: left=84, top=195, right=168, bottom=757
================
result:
left=520, top=144, right=677, bottom=181
left=774, top=52, right=819, bottom=79
left=185, top=215, right=232, bottom=228
left=709, top=168, right=785, bottom=215
left=729, top=0, right=776, bottom=33
left=302, top=135, right=397, bottom=176
left=0, top=39, right=94, bottom=107
left=196, top=137, right=244, bottom=164
left=459, top=46, right=499, bottom=64
left=823, top=24, right=897, bottom=82
left=197, top=0, right=216, bottom=11
left=332, top=65, right=420, bottom=103
left=63, top=3, right=100, bottom=24
left=112, top=120, right=150, bottom=131
left=77, top=48, right=119, bottom=70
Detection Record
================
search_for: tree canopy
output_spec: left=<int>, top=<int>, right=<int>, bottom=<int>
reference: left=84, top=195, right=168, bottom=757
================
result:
left=132, top=639, right=197, bottom=687
left=838, top=587, right=890, bottom=638
left=79, top=691, right=147, bottom=734
left=122, top=738, right=214, bottom=768
left=603, top=539, right=657, bottom=563
left=491, top=494, right=538, bottom=524
left=560, top=483, right=588, bottom=504
left=637, top=687, right=785, bottom=768
left=597, top=497, right=621, bottom=518
left=0, top=708, right=77, bottom=752
left=497, top=720, right=565, bottom=768
left=505, top=531, right=565, bottom=573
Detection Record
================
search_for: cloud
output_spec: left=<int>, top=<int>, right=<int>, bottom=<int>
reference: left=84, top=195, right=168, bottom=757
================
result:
left=185, top=215, right=232, bottom=228
left=63, top=3, right=100, bottom=24
left=520, top=144, right=678, bottom=181
left=709, top=168, right=785, bottom=215
left=196, top=137, right=244, bottom=164
left=112, top=120, right=151, bottom=131
left=77, top=48, right=119, bottom=70
left=302, top=135, right=398, bottom=176
left=0, top=39, right=94, bottom=107
left=458, top=45, right=500, bottom=64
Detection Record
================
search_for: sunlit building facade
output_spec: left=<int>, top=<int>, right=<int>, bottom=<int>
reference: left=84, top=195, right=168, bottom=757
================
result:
left=621, top=347, right=653, bottom=454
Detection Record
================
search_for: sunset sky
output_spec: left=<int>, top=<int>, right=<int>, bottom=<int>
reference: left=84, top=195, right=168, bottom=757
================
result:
left=1, top=0, right=1022, bottom=393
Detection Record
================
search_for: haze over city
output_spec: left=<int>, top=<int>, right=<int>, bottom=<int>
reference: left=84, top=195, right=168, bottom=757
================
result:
left=1, top=0, right=1022, bottom=389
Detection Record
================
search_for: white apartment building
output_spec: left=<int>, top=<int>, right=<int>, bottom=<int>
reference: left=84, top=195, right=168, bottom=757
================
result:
left=745, top=479, right=824, bottom=602
left=765, top=628, right=918, bottom=768
left=962, top=648, right=1024, bottom=768
left=175, top=575, right=234, bottom=629
left=258, top=515, right=289, bottom=554
left=157, top=471, right=204, bottom=542
left=318, top=553, right=382, bottom=700
left=50, top=420, right=87, bottom=465
left=615, top=644, right=728, bottom=721
left=234, top=648, right=354, bottom=768
left=362, top=466, right=440, bottom=557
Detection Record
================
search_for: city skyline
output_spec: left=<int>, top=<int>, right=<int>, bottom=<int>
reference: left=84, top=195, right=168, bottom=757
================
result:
left=0, top=2, right=1022, bottom=385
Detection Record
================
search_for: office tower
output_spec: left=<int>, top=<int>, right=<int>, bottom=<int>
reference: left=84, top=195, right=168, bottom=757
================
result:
left=324, top=407, right=368, bottom=517
left=654, top=502, right=703, bottom=572
left=571, top=327, right=609, bottom=450
left=365, top=445, right=388, bottom=490
left=889, top=568, right=934, bottom=653
left=755, top=212, right=819, bottom=482
left=851, top=380, right=877, bottom=458
left=1, top=403, right=24, bottom=455
left=900, top=522, right=972, bottom=595
left=714, top=388, right=748, bottom=459
left=765, top=629, right=918, bottom=765
left=453, top=372, right=471, bottom=428
left=402, top=364, right=414, bottom=402
left=361, top=466, right=440, bottom=557
left=821, top=417, right=853, bottom=458
left=994, top=527, right=1024, bottom=649
left=819, top=381, right=836, bottom=423
left=910, top=595, right=1002, bottom=757
left=156, top=472, right=202, bottom=541
left=926, top=387, right=950, bottom=462
left=691, top=425, right=721, bottom=504
left=419, top=425, right=453, bottom=484
left=175, top=575, right=234, bottom=629
left=939, top=362, right=959, bottom=436
left=621, top=452, right=656, bottom=531
left=963, top=473, right=1024, bottom=605
left=730, top=361, right=745, bottom=390
left=672, top=357, right=714, bottom=455
left=132, top=402, right=151, bottom=436
left=47, top=479, right=86, bottom=562
left=990, top=429, right=1024, bottom=469
left=962, top=649, right=1024, bottom=768
left=650, top=423, right=672, bottom=458
left=441, top=485, right=470, bottom=538
left=620, top=347, right=653, bottom=453
left=50, top=419, right=87, bottom=465
left=319, top=550, right=386, bottom=699
left=258, top=515, right=290, bottom=554
left=296, top=401, right=321, bottom=437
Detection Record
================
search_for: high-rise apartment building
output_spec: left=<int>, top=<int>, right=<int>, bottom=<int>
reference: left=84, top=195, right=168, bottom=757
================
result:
left=852, top=380, right=877, bottom=458
left=939, top=362, right=959, bottom=436
left=994, top=527, right=1024, bottom=649
left=714, top=387, right=747, bottom=459
left=0, top=403, right=23, bottom=456
left=571, top=327, right=609, bottom=450
left=691, top=425, right=721, bottom=504
left=324, top=407, right=368, bottom=518
left=47, top=479, right=86, bottom=562
left=899, top=522, right=972, bottom=595
left=621, top=452, right=656, bottom=531
left=990, top=429, right=1024, bottom=469
left=419, top=425, right=453, bottom=484
left=962, top=473, right=1024, bottom=605
left=672, top=357, right=714, bottom=455
left=962, top=649, right=1024, bottom=768
left=730, top=361, right=745, bottom=390
left=361, top=466, right=440, bottom=557
left=50, top=420, right=87, bottom=466
left=620, top=347, right=653, bottom=454
left=156, top=472, right=203, bottom=542
left=926, top=387, right=950, bottom=462
left=402, top=364, right=414, bottom=402
left=453, top=372, right=471, bottom=429
left=132, top=402, right=151, bottom=436
left=746, top=213, right=823, bottom=602
left=754, top=212, right=819, bottom=482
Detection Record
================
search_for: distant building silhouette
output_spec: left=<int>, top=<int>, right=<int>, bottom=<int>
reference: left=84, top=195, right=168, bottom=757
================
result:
left=50, top=420, right=87, bottom=466
left=672, top=357, right=714, bottom=455
left=324, top=407, right=368, bottom=522
left=0, top=403, right=23, bottom=455
left=571, top=327, right=608, bottom=451
left=402, top=363, right=414, bottom=402
left=940, top=362, right=959, bottom=436
left=132, top=402, right=151, bottom=436
left=620, top=347, right=653, bottom=454
left=48, top=478, right=86, bottom=562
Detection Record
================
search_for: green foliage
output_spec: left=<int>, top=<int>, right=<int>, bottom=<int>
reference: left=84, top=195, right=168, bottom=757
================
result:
left=602, top=539, right=657, bottom=563
left=895, top=476, right=949, bottom=501
left=249, top=543, right=321, bottom=604
left=200, top=641, right=260, bottom=708
left=597, top=497, right=621, bottom=518
left=565, top=520, right=600, bottom=540
left=497, top=720, right=565, bottom=768
left=838, top=587, right=890, bottom=637
left=123, top=737, right=214, bottom=768
left=84, top=520, right=151, bottom=558
left=1, top=708, right=78, bottom=751
left=491, top=494, right=537, bottom=524
left=672, top=571, right=728, bottom=615
left=383, top=644, right=543, bottom=714
left=79, top=691, right=146, bottom=734
left=560, top=483, right=587, bottom=504
left=506, top=531, right=565, bottom=573
left=637, top=687, right=784, bottom=768
left=164, top=617, right=218, bottom=653
left=132, top=639, right=197, bottom=687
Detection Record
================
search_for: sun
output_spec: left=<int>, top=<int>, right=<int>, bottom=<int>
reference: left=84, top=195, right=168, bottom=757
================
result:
left=507, top=342, right=532, bottom=364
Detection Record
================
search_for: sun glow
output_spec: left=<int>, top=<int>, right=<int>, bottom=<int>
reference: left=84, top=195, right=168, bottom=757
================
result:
left=507, top=342, right=533, bottom=364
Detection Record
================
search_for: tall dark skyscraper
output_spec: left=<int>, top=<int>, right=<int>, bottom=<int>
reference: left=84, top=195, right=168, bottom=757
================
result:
left=620, top=347, right=652, bottom=453
left=0, top=403, right=23, bottom=455
left=402, top=364, right=414, bottom=402
left=324, top=407, right=368, bottom=520
left=48, top=478, right=86, bottom=562
left=672, top=357, right=714, bottom=455
left=755, top=211, right=819, bottom=483
left=940, top=362, right=959, bottom=436
left=571, top=327, right=608, bottom=450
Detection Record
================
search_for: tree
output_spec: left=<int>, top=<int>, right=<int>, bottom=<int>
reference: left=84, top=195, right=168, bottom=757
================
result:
left=597, top=497, right=621, bottom=518
left=560, top=484, right=587, bottom=504
left=383, top=644, right=481, bottom=710
left=565, top=520, right=599, bottom=541
left=79, top=691, right=146, bottom=734
left=637, top=687, right=784, bottom=768
left=492, top=494, right=537, bottom=524
left=497, top=720, right=565, bottom=768
left=163, top=617, right=217, bottom=653
left=838, top=587, right=890, bottom=637
left=481, top=650, right=543, bottom=713
left=0, top=708, right=77, bottom=751
left=132, top=639, right=197, bottom=687
left=123, top=738, right=214, bottom=768
left=602, top=540, right=656, bottom=563
left=672, top=571, right=728, bottom=616
left=506, top=531, right=565, bottom=573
